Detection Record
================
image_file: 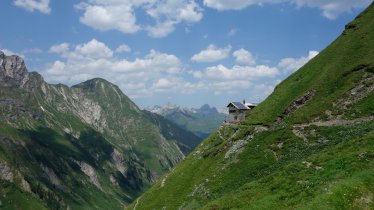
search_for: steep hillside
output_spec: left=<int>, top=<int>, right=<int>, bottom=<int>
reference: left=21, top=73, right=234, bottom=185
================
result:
left=128, top=3, right=374, bottom=210
left=143, top=111, right=202, bottom=155
left=146, top=104, right=226, bottom=139
left=0, top=51, right=186, bottom=209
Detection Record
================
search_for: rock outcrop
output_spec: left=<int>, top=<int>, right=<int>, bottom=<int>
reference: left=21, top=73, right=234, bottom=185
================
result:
left=0, top=51, right=29, bottom=88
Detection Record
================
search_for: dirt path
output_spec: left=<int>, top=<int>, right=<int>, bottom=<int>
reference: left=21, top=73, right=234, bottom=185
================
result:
left=132, top=198, right=139, bottom=210
left=292, top=116, right=374, bottom=143
left=294, top=116, right=374, bottom=128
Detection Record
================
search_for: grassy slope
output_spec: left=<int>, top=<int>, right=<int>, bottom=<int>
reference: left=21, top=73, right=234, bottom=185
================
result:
left=0, top=77, right=183, bottom=208
left=0, top=121, right=129, bottom=210
left=127, top=3, right=374, bottom=210
left=143, top=110, right=203, bottom=154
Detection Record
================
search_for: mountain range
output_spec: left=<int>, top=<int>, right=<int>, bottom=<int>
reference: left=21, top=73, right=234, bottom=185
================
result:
left=127, top=3, right=374, bottom=209
left=146, top=103, right=226, bottom=139
left=0, top=51, right=201, bottom=209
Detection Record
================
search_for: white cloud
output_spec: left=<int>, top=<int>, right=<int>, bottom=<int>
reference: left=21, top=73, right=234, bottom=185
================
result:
left=278, top=50, right=318, bottom=72
left=116, top=44, right=131, bottom=53
left=233, top=48, right=256, bottom=65
left=203, top=0, right=371, bottom=19
left=13, top=0, right=51, bottom=14
left=43, top=38, right=323, bottom=105
left=75, top=39, right=113, bottom=59
left=47, top=60, right=66, bottom=75
left=153, top=78, right=174, bottom=89
left=292, top=0, right=373, bottom=20
left=146, top=20, right=177, bottom=38
left=203, top=64, right=279, bottom=80
left=1, top=49, right=25, bottom=58
left=203, top=0, right=279, bottom=10
left=191, top=44, right=232, bottom=63
left=228, top=28, right=237, bottom=36
left=76, top=3, right=140, bottom=34
left=76, top=0, right=203, bottom=38
left=44, top=39, right=184, bottom=99
left=49, top=43, right=70, bottom=54
left=145, top=0, right=203, bottom=37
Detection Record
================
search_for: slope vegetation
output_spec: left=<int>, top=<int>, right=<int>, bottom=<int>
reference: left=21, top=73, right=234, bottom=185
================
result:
left=128, top=3, right=374, bottom=209
left=0, top=52, right=190, bottom=209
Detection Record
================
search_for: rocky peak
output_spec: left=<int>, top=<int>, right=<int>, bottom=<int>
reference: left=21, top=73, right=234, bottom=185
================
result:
left=199, top=104, right=218, bottom=115
left=0, top=51, right=29, bottom=88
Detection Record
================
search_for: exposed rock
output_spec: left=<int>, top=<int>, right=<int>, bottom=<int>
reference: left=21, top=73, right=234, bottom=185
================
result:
left=75, top=161, right=102, bottom=190
left=109, top=175, right=118, bottom=186
left=0, top=161, right=13, bottom=182
left=334, top=73, right=374, bottom=110
left=224, top=139, right=249, bottom=159
left=75, top=96, right=106, bottom=133
left=283, top=90, right=316, bottom=116
left=188, top=181, right=210, bottom=198
left=40, top=163, right=62, bottom=188
left=302, top=161, right=313, bottom=168
left=111, top=148, right=127, bottom=175
left=21, top=177, right=32, bottom=193
left=0, top=52, right=29, bottom=88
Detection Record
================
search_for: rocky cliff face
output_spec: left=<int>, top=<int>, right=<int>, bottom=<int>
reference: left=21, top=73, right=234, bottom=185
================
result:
left=0, top=52, right=29, bottom=88
left=0, top=51, right=186, bottom=209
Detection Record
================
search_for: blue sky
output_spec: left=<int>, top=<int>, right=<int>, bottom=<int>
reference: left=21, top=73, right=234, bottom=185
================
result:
left=0, top=0, right=372, bottom=109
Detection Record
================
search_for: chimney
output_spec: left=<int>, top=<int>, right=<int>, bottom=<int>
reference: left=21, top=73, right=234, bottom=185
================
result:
left=243, top=99, right=246, bottom=104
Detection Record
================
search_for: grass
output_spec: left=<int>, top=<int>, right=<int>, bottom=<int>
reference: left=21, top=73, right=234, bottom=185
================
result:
left=0, top=180, right=48, bottom=210
left=127, top=3, right=374, bottom=209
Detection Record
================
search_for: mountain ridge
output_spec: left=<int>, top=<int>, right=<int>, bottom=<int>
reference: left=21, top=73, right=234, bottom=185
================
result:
left=0, top=51, right=199, bottom=209
left=146, top=103, right=226, bottom=139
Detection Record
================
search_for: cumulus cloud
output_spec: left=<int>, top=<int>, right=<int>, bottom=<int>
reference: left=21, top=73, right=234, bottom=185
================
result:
left=45, top=39, right=184, bottom=98
left=44, top=39, right=321, bottom=104
left=278, top=50, right=319, bottom=72
left=203, top=0, right=371, bottom=19
left=233, top=48, right=256, bottom=65
left=189, top=60, right=279, bottom=98
left=76, top=3, right=140, bottom=34
left=292, top=0, right=372, bottom=20
left=189, top=50, right=322, bottom=98
left=116, top=44, right=131, bottom=53
left=146, top=0, right=203, bottom=37
left=203, top=64, right=279, bottom=80
left=13, top=0, right=51, bottom=14
left=75, top=39, right=113, bottom=59
left=203, top=0, right=278, bottom=10
left=76, top=0, right=203, bottom=38
left=191, top=44, right=232, bottom=63
left=50, top=43, right=70, bottom=54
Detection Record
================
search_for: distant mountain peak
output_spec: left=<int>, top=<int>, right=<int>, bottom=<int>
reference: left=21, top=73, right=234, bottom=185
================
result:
left=199, top=104, right=219, bottom=115
left=0, top=50, right=29, bottom=88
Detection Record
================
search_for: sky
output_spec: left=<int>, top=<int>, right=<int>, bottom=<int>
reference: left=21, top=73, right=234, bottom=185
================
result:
left=0, top=0, right=372, bottom=109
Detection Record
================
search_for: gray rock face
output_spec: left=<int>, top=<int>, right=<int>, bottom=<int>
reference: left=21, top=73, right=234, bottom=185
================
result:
left=75, top=161, right=102, bottom=190
left=0, top=51, right=29, bottom=88
left=0, top=161, right=13, bottom=182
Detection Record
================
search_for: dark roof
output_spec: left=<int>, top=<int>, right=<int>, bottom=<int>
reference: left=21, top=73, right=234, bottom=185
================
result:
left=227, top=102, right=250, bottom=110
